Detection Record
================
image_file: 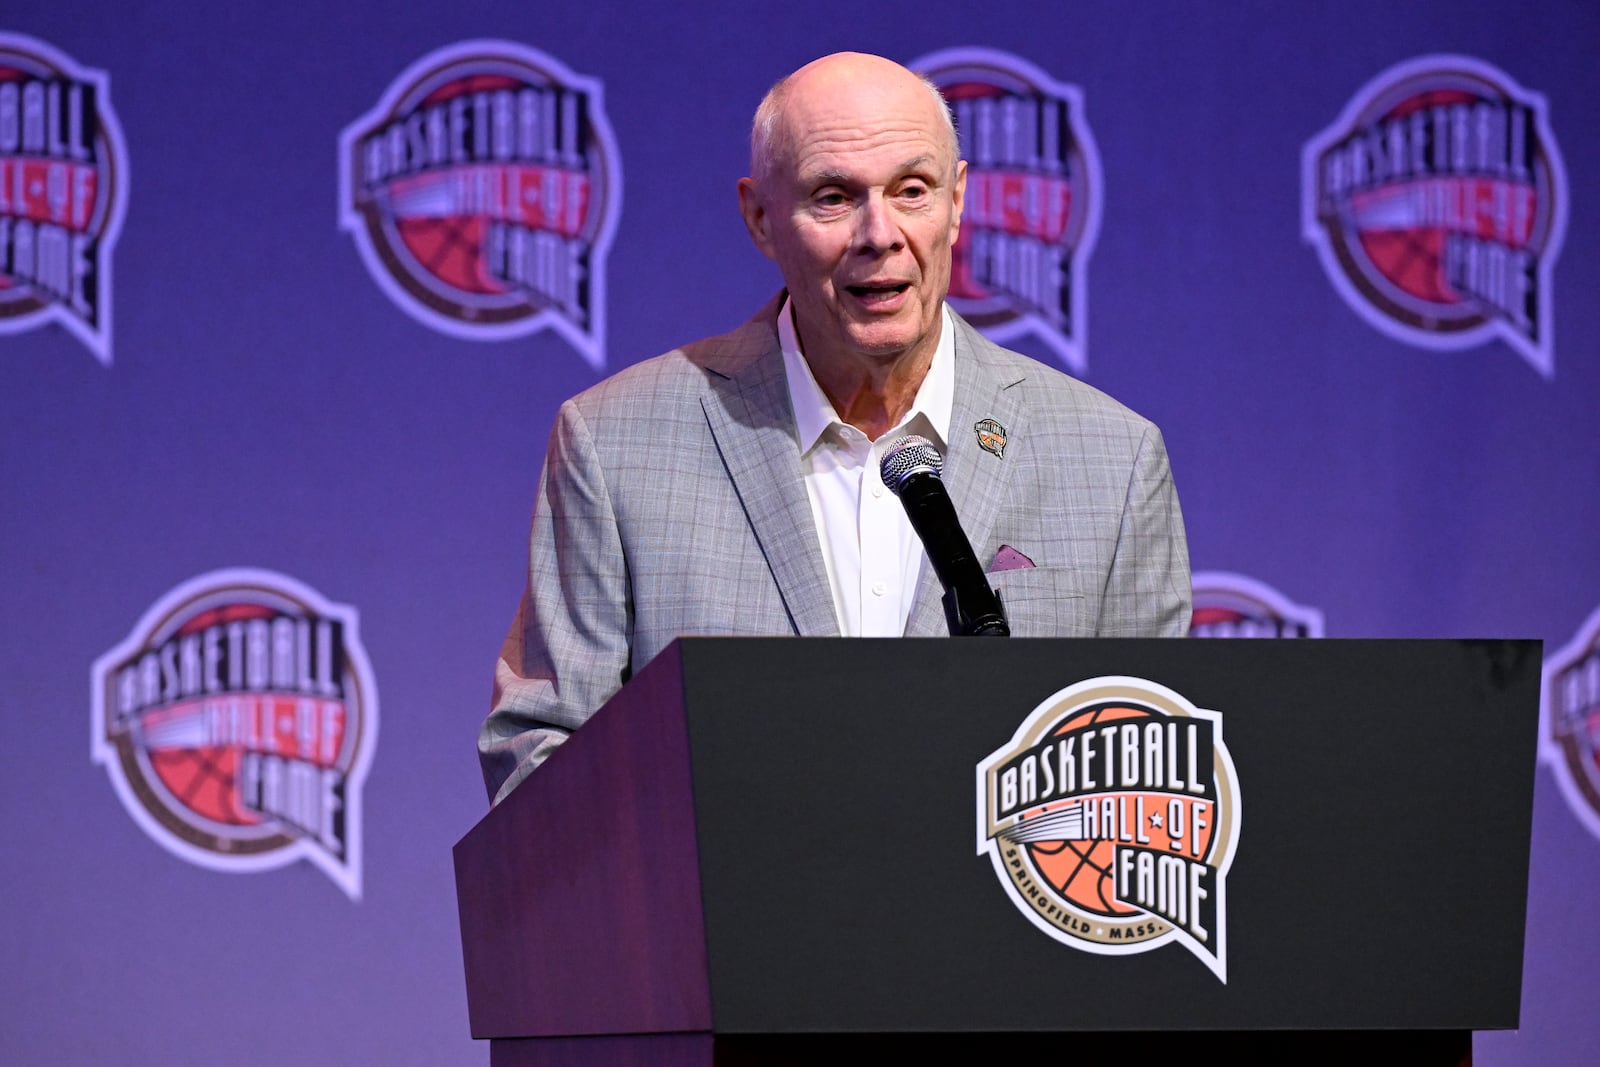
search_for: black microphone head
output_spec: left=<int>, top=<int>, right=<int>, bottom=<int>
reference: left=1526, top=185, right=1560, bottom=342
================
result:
left=879, top=434, right=943, bottom=496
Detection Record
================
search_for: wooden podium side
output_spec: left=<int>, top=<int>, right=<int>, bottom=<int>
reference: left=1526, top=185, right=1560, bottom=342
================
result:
left=455, top=649, right=711, bottom=1039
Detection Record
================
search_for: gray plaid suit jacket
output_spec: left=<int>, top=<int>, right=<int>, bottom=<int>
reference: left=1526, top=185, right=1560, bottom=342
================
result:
left=479, top=295, right=1190, bottom=803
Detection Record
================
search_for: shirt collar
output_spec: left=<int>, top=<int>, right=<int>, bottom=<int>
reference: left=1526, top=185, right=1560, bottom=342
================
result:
left=777, top=295, right=955, bottom=455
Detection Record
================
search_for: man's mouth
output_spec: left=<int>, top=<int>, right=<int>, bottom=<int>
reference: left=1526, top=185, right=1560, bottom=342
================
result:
left=845, top=282, right=911, bottom=304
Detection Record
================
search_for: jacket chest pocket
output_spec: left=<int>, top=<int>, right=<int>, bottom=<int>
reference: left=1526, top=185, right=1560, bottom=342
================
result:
left=990, top=566, right=1097, bottom=638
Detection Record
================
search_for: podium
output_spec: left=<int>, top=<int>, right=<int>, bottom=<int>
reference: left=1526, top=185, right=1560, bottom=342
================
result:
left=455, top=637, right=1540, bottom=1065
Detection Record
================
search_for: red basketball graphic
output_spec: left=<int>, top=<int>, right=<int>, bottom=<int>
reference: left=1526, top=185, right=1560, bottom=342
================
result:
left=1354, top=88, right=1485, bottom=306
left=1022, top=705, right=1215, bottom=917
left=1359, top=228, right=1454, bottom=304
left=149, top=747, right=258, bottom=826
left=1383, top=86, right=1475, bottom=119
left=1030, top=836, right=1127, bottom=915
left=421, top=71, right=519, bottom=106
left=397, top=217, right=500, bottom=296
left=392, top=71, right=536, bottom=298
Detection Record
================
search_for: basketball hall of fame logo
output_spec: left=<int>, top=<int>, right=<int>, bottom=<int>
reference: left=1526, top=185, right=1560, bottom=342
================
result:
left=91, top=570, right=378, bottom=899
left=339, top=41, right=621, bottom=369
left=913, top=48, right=1101, bottom=377
left=977, top=677, right=1240, bottom=981
left=1541, top=603, right=1600, bottom=842
left=1302, top=56, right=1567, bottom=378
left=1189, top=571, right=1325, bottom=639
left=0, top=32, right=129, bottom=365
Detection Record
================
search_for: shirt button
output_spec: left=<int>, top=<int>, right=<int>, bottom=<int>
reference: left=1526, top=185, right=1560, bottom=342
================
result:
left=871, top=485, right=884, bottom=498
left=871, top=581, right=888, bottom=597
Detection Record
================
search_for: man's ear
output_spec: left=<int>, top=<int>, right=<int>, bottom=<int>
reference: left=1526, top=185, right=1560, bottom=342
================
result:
left=949, top=159, right=968, bottom=243
left=737, top=177, right=777, bottom=261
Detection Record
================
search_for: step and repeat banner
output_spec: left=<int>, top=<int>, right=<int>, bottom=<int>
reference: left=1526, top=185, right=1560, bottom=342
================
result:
left=3, top=2, right=1596, bottom=1064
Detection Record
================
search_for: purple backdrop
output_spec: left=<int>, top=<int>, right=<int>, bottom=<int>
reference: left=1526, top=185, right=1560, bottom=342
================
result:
left=3, top=2, right=1596, bottom=1063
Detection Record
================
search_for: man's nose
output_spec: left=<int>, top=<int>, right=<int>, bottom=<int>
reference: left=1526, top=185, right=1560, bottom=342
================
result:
left=854, top=193, right=902, bottom=253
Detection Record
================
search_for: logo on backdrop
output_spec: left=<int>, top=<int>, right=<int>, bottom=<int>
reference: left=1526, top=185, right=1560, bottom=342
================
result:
left=1189, top=571, right=1325, bottom=638
left=338, top=40, right=621, bottom=370
left=913, top=48, right=1101, bottom=377
left=977, top=677, right=1240, bottom=981
left=1541, top=604, right=1600, bottom=842
left=91, top=569, right=378, bottom=899
left=1302, top=55, right=1567, bottom=378
left=0, top=32, right=128, bottom=365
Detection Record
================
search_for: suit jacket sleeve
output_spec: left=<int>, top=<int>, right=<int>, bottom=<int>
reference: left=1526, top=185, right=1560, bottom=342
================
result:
left=478, top=398, right=632, bottom=805
left=1097, top=421, right=1190, bottom=638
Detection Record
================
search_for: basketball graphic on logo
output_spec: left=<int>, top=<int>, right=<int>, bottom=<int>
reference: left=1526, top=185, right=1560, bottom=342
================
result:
left=1024, top=704, right=1215, bottom=916
left=1030, top=705, right=1148, bottom=916
left=148, top=747, right=256, bottom=826
left=1353, top=89, right=1476, bottom=308
left=389, top=73, right=520, bottom=299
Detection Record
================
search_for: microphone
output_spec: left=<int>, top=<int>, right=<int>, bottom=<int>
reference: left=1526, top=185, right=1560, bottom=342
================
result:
left=879, top=435, right=1009, bottom=637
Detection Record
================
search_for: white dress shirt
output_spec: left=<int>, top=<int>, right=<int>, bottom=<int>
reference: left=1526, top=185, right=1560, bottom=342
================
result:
left=777, top=296, right=955, bottom=636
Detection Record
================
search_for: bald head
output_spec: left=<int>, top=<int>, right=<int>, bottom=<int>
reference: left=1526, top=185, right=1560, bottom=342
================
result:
left=749, top=52, right=959, bottom=188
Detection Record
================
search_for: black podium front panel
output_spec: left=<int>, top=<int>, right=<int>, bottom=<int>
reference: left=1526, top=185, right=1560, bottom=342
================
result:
left=676, top=638, right=1538, bottom=1034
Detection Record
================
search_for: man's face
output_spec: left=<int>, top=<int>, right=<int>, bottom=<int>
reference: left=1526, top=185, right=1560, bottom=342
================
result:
left=739, top=62, right=966, bottom=379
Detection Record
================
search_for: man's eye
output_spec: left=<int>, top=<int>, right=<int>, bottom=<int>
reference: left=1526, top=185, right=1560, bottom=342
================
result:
left=900, top=184, right=929, bottom=199
left=814, top=191, right=847, bottom=207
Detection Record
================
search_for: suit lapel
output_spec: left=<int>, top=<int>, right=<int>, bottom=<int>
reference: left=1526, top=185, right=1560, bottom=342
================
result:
left=700, top=304, right=840, bottom=637
left=905, top=316, right=1030, bottom=636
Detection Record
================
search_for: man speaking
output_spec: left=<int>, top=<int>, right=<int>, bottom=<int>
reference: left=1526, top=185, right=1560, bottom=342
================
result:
left=479, top=52, right=1190, bottom=804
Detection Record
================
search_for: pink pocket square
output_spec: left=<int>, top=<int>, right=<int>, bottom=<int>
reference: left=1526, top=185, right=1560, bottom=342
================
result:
left=990, top=545, right=1035, bottom=572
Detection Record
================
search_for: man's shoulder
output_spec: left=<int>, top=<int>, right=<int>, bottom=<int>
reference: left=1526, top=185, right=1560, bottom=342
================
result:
left=565, top=300, right=782, bottom=419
